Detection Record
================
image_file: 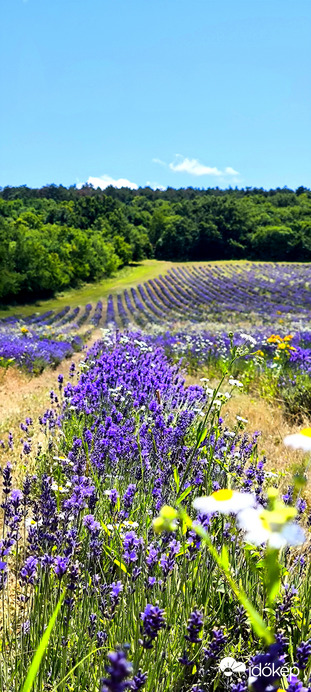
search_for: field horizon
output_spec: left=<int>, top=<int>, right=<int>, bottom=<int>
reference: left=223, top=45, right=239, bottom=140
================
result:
left=1, top=257, right=310, bottom=319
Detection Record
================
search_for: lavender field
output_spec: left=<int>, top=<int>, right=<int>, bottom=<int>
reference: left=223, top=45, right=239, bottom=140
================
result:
left=0, top=301, right=103, bottom=372
left=1, top=262, right=311, bottom=692
left=105, top=263, right=311, bottom=328
left=1, top=262, right=311, bottom=373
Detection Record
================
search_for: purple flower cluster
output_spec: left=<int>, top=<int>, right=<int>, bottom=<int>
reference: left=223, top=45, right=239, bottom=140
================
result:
left=1, top=326, right=310, bottom=690
left=101, top=649, right=133, bottom=692
left=140, top=604, right=166, bottom=648
left=0, top=332, right=75, bottom=371
left=0, top=302, right=87, bottom=371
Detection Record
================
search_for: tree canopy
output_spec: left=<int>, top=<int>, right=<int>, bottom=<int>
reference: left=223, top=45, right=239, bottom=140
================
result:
left=0, top=183, right=311, bottom=302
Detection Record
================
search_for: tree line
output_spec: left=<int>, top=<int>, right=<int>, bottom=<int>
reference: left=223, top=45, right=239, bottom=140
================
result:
left=0, top=183, right=311, bottom=303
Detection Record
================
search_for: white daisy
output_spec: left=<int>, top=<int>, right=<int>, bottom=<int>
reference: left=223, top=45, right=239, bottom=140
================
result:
left=228, top=379, right=243, bottom=388
left=284, top=428, right=311, bottom=452
left=193, top=489, right=256, bottom=515
left=237, top=506, right=305, bottom=548
left=51, top=482, right=68, bottom=493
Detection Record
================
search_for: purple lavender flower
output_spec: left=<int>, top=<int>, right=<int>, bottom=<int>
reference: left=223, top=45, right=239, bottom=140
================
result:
left=83, top=514, right=101, bottom=533
left=64, top=476, right=95, bottom=512
left=97, top=630, right=108, bottom=647
left=159, top=538, right=180, bottom=577
left=186, top=609, right=203, bottom=643
left=2, top=464, right=12, bottom=495
left=132, top=670, right=147, bottom=690
left=106, top=488, right=119, bottom=506
left=286, top=675, right=307, bottom=692
left=283, top=486, right=294, bottom=505
left=123, top=531, right=141, bottom=564
left=248, top=643, right=285, bottom=692
left=20, top=556, right=38, bottom=585
left=23, top=441, right=32, bottom=456
left=296, top=640, right=311, bottom=670
left=54, top=555, right=69, bottom=579
left=297, top=498, right=307, bottom=515
left=147, top=576, right=157, bottom=588
left=275, top=630, right=289, bottom=655
left=204, top=627, right=227, bottom=660
left=88, top=612, right=97, bottom=637
left=140, top=603, right=165, bottom=649
left=21, top=620, right=31, bottom=635
left=146, top=545, right=159, bottom=570
left=110, top=580, right=123, bottom=601
left=230, top=684, right=247, bottom=692
left=84, top=429, right=93, bottom=449
left=101, top=649, right=133, bottom=692
left=121, top=483, right=137, bottom=517
left=10, top=489, right=23, bottom=509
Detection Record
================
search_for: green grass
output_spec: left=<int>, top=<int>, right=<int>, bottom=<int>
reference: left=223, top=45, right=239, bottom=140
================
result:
left=0, top=260, right=170, bottom=318
left=0, top=258, right=250, bottom=319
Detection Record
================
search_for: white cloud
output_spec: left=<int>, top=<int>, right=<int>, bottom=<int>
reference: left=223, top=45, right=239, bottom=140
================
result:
left=169, top=156, right=222, bottom=176
left=224, top=166, right=240, bottom=176
left=83, top=175, right=138, bottom=190
left=152, top=158, right=167, bottom=167
left=153, top=155, right=240, bottom=178
left=146, top=181, right=167, bottom=191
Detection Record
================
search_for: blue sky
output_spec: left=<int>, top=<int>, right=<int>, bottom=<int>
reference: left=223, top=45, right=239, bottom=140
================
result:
left=1, top=0, right=310, bottom=190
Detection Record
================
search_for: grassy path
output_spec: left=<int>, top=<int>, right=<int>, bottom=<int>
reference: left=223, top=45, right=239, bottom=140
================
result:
left=0, top=331, right=101, bottom=486
left=0, top=260, right=173, bottom=318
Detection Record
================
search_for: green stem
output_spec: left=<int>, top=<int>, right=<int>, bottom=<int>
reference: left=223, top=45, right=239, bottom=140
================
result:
left=192, top=521, right=274, bottom=646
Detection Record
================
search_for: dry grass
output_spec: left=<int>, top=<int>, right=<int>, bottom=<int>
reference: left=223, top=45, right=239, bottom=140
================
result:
left=0, top=330, right=101, bottom=486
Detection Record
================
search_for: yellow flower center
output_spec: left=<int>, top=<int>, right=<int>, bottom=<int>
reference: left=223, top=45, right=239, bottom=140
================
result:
left=301, top=428, right=311, bottom=437
left=212, top=489, right=234, bottom=502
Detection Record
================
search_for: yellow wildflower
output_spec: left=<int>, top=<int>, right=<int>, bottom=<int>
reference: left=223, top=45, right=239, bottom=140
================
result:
left=267, top=334, right=282, bottom=344
left=153, top=506, right=178, bottom=534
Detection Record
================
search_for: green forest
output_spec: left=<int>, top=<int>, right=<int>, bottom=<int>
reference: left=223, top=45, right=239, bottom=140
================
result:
left=1, top=183, right=311, bottom=302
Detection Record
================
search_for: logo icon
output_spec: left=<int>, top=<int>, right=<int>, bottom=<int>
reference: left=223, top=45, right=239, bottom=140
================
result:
left=219, top=657, right=246, bottom=677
